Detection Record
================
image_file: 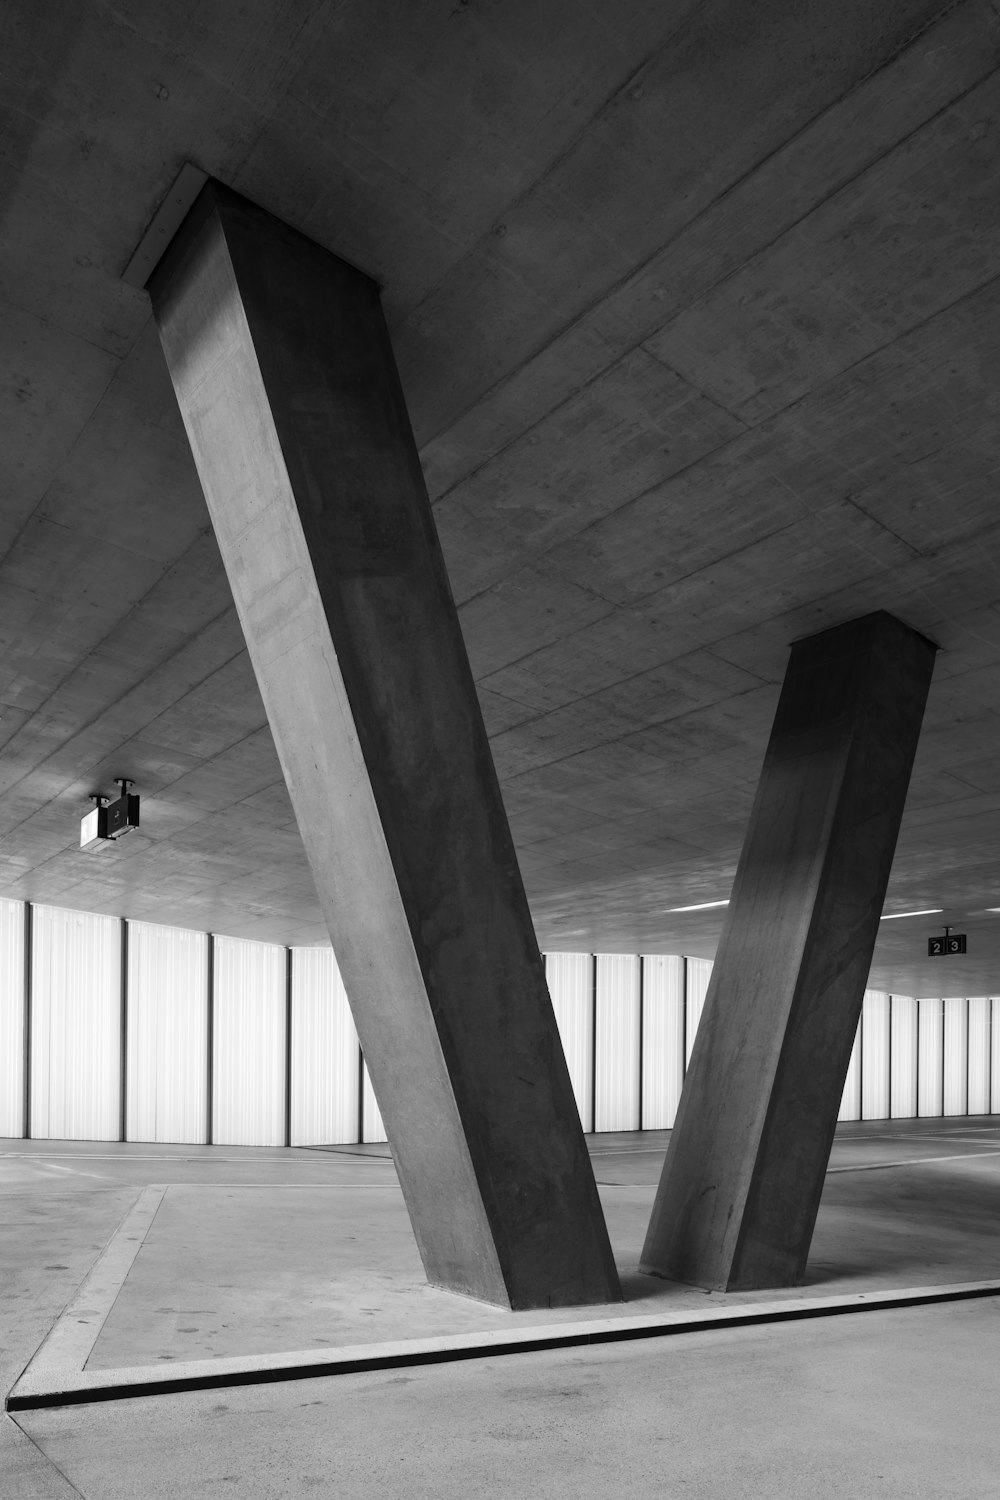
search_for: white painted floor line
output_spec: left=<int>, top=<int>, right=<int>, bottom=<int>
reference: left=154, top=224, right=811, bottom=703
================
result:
left=827, top=1149, right=1000, bottom=1173
left=0, top=1152, right=370, bottom=1163
left=169, top=1183, right=397, bottom=1189
left=597, top=1148, right=1000, bottom=1182
left=37, top=1162, right=114, bottom=1182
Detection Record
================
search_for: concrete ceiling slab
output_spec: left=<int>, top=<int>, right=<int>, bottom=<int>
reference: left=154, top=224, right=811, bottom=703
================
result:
left=2, top=0, right=1000, bottom=998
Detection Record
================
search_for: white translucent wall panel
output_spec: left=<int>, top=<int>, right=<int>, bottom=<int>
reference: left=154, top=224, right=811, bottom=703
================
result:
left=918, top=999, right=944, bottom=1117
left=889, top=996, right=917, bottom=1119
left=943, top=997, right=969, bottom=1117
left=967, top=997, right=991, bottom=1116
left=861, top=991, right=890, bottom=1120
left=594, top=954, right=640, bottom=1132
left=213, top=936, right=286, bottom=1147
left=641, top=955, right=684, bottom=1129
left=361, top=1059, right=387, bottom=1143
left=127, top=922, right=208, bottom=1144
left=290, top=947, right=360, bottom=1146
left=31, top=905, right=120, bottom=1141
left=684, top=958, right=713, bottom=1069
left=544, top=953, right=593, bottom=1129
left=0, top=899, right=24, bottom=1137
left=838, top=1025, right=861, bottom=1122
left=992, top=1001, right=1000, bottom=1114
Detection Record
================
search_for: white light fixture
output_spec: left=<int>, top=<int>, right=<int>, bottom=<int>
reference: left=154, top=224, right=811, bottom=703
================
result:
left=879, top=908, right=943, bottom=920
left=667, top=899, right=730, bottom=913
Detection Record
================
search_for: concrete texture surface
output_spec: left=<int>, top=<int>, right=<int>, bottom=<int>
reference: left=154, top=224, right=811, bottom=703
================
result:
left=10, top=1297, right=1000, bottom=1498
left=643, top=615, right=936, bottom=1290
left=151, top=183, right=619, bottom=1311
left=2, top=2, right=1000, bottom=994
left=73, top=1124, right=1000, bottom=1369
left=4, top=1119, right=1000, bottom=1493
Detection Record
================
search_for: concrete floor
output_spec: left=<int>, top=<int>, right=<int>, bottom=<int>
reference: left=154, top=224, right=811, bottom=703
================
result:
left=4, top=1118, right=1000, bottom=1496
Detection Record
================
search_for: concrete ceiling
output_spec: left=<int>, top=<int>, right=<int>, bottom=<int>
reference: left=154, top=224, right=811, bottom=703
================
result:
left=3, top=0, right=1000, bottom=994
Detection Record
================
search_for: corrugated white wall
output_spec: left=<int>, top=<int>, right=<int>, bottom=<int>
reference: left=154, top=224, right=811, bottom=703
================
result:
left=967, top=998, right=991, bottom=1116
left=685, top=958, right=713, bottom=1067
left=640, top=954, right=684, bottom=1129
left=889, top=996, right=918, bottom=1119
left=861, top=991, right=890, bottom=1120
left=212, top=936, right=286, bottom=1147
left=30, top=905, right=121, bottom=1141
left=127, top=921, right=208, bottom=1144
left=290, top=946, right=360, bottom=1146
left=362, top=1059, right=387, bottom=1144
left=839, top=1026, right=862, bottom=1122
left=9, top=912, right=999, bottom=1147
left=545, top=952, right=593, bottom=1130
left=0, top=899, right=24, bottom=1137
left=918, top=999, right=945, bottom=1117
left=594, top=954, right=640, bottom=1132
left=943, top=997, right=969, bottom=1116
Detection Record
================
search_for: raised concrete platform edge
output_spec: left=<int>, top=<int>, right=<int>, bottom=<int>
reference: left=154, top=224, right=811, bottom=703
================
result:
left=8, top=1186, right=165, bottom=1395
left=8, top=1280, right=1000, bottom=1412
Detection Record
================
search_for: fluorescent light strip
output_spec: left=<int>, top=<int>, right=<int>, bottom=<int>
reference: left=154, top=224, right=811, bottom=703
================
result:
left=879, top=908, right=943, bottom=920
left=667, top=899, right=730, bottom=913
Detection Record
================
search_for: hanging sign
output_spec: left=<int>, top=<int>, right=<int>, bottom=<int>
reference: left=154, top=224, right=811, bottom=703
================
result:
left=928, top=930, right=966, bottom=957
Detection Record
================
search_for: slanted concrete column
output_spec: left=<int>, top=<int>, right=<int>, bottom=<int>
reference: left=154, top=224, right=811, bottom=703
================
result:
left=150, top=182, right=619, bottom=1311
left=641, top=612, right=936, bottom=1291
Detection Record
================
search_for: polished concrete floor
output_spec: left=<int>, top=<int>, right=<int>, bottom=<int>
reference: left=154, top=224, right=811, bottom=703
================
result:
left=4, top=1117, right=1000, bottom=1496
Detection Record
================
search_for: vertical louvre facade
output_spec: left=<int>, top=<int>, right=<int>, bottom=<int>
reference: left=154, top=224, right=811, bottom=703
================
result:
left=685, top=958, right=713, bottom=1067
left=890, top=996, right=918, bottom=1119
left=30, top=905, right=120, bottom=1141
left=290, top=946, right=360, bottom=1146
left=640, top=954, right=684, bottom=1129
left=967, top=997, right=991, bottom=1116
left=918, top=999, right=945, bottom=1117
left=127, top=921, right=208, bottom=1144
left=545, top=952, right=594, bottom=1130
left=593, top=954, right=640, bottom=1132
left=212, top=936, right=286, bottom=1147
left=861, top=991, right=890, bottom=1121
left=0, top=899, right=25, bottom=1137
left=361, top=1059, right=387, bottom=1144
left=943, top=998, right=969, bottom=1116
left=839, top=1028, right=862, bottom=1122
left=2, top=918, right=996, bottom=1145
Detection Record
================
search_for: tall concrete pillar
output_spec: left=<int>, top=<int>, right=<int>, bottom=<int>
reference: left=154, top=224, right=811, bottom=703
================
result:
left=149, top=182, right=620, bottom=1310
left=641, top=612, right=936, bottom=1291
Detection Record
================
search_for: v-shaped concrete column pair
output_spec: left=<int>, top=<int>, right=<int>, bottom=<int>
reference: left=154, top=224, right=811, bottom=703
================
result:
left=151, top=182, right=934, bottom=1307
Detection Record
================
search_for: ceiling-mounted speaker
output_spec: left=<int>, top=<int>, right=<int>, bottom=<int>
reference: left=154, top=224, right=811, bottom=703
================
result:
left=80, top=779, right=139, bottom=849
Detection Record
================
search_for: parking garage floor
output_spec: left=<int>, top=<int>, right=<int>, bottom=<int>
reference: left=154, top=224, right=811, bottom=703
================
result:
left=4, top=1117, right=1000, bottom=1497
